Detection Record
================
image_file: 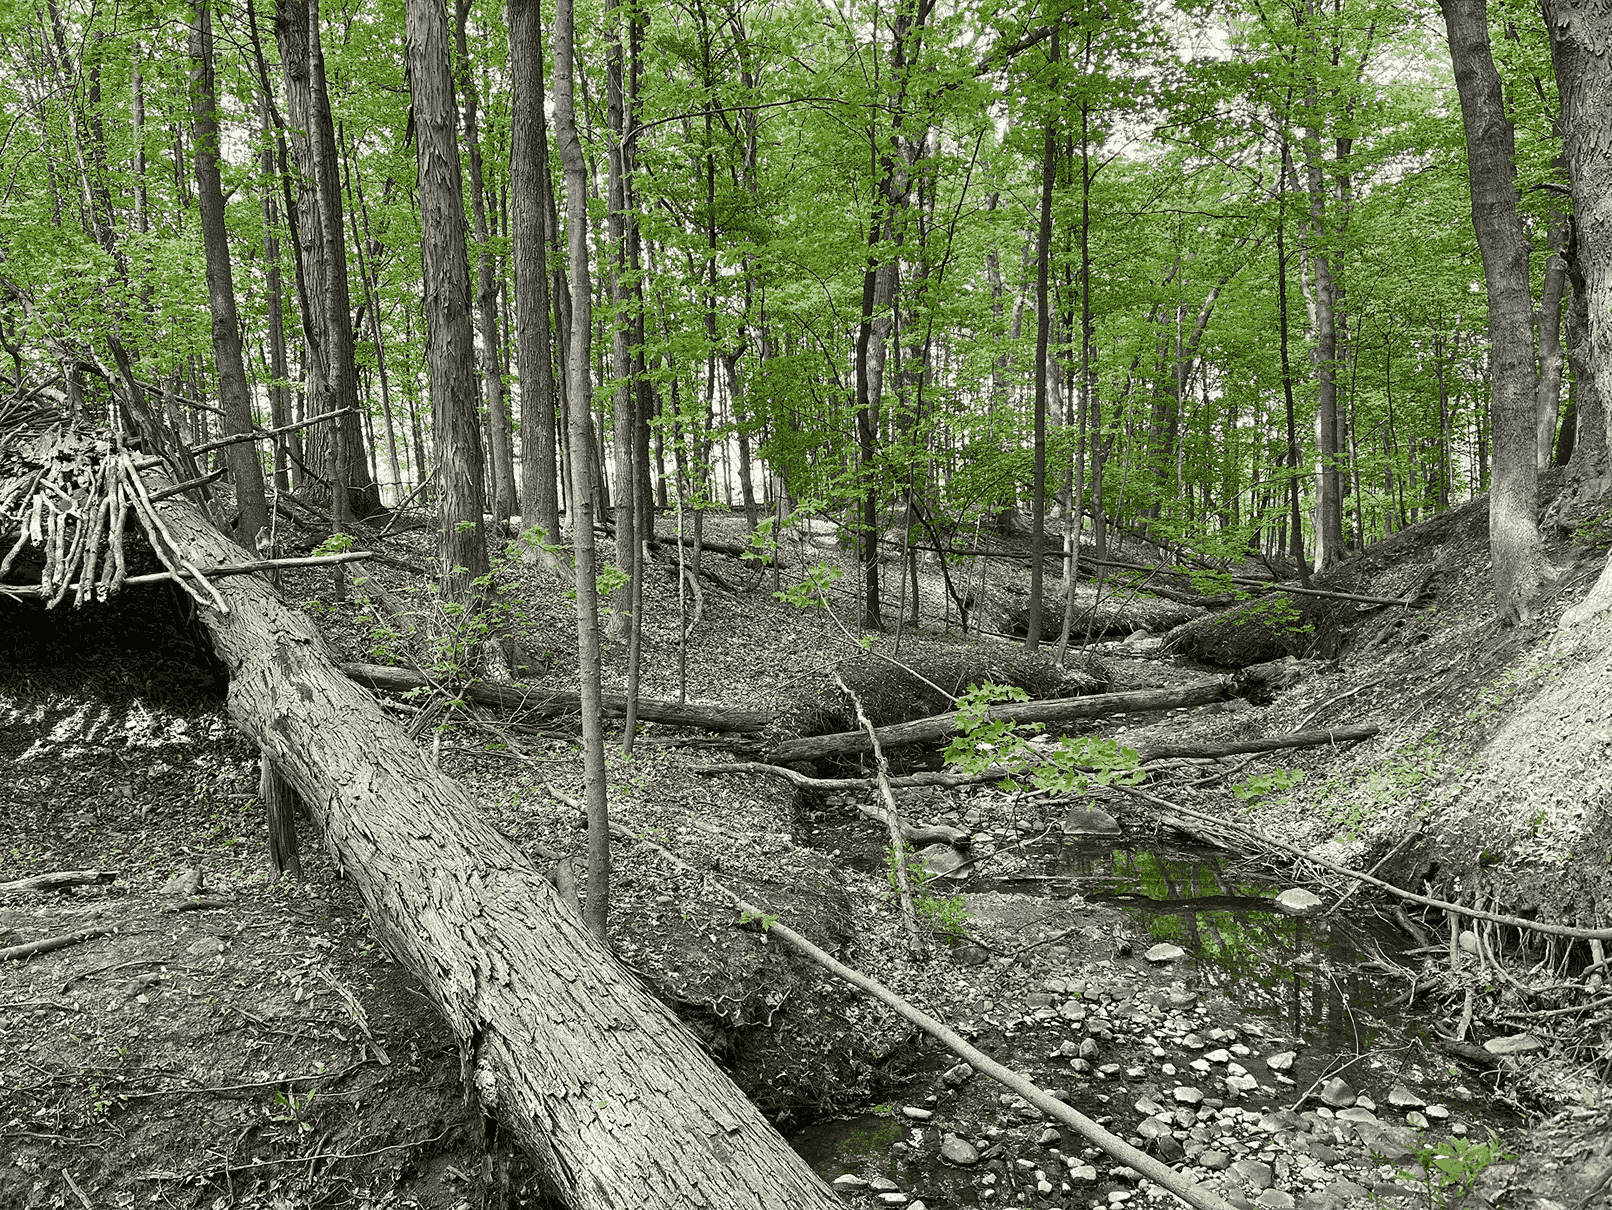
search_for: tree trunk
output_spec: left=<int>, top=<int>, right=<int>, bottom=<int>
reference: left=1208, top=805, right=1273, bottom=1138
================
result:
left=508, top=0, right=562, bottom=550
left=554, top=0, right=612, bottom=940
left=1546, top=0, right=1612, bottom=486
left=764, top=680, right=1234, bottom=765
left=1441, top=0, right=1549, bottom=624
left=143, top=481, right=841, bottom=1210
left=1027, top=34, right=1056, bottom=651
left=453, top=0, right=517, bottom=529
left=189, top=0, right=269, bottom=545
left=404, top=0, right=489, bottom=608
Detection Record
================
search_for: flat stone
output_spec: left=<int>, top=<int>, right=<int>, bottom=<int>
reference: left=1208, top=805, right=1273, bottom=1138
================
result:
left=1255, top=1192, right=1296, bottom=1209
left=1423, top=1103, right=1450, bottom=1120
left=1483, top=1033, right=1544, bottom=1055
left=1265, top=1050, right=1297, bottom=1072
left=1137, top=1118, right=1173, bottom=1141
left=1319, top=1179, right=1371, bottom=1209
left=1182, top=1032, right=1206, bottom=1049
left=1319, top=1077, right=1356, bottom=1108
left=1064, top=805, right=1122, bottom=835
left=1274, top=888, right=1324, bottom=916
left=940, top=1135, right=980, bottom=1166
left=876, top=1194, right=907, bottom=1206
left=1258, top=1109, right=1304, bottom=1132
left=939, top=1062, right=974, bottom=1088
left=868, top=1176, right=899, bottom=1192
left=1232, top=1159, right=1276, bottom=1190
left=950, top=944, right=990, bottom=966
left=1205, top=1048, right=1232, bottom=1063
left=1387, top=1085, right=1424, bottom=1107
left=901, top=1106, right=933, bottom=1120
left=1153, top=1134, right=1186, bottom=1162
left=1069, top=1164, right=1098, bottom=1181
left=1144, top=942, right=1187, bottom=964
left=1200, top=1150, right=1232, bottom=1171
left=1168, top=990, right=1199, bottom=1008
left=1174, top=1086, right=1205, bottom=1105
left=919, top=843, right=972, bottom=881
left=1336, top=1107, right=1379, bottom=1124
left=832, top=1174, right=867, bottom=1187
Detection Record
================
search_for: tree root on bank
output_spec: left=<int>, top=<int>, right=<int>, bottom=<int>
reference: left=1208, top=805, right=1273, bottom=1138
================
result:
left=615, top=822, right=1240, bottom=1210
left=1120, top=784, right=1612, bottom=942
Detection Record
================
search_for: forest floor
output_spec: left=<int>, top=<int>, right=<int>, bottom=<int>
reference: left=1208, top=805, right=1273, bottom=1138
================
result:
left=3, top=492, right=1612, bottom=1210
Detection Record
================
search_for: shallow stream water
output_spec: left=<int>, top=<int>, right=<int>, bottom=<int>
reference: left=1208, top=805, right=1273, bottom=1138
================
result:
left=792, top=830, right=1513, bottom=1208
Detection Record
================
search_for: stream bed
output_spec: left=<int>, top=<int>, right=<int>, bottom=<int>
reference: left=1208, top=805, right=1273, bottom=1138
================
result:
left=791, top=828, right=1516, bottom=1210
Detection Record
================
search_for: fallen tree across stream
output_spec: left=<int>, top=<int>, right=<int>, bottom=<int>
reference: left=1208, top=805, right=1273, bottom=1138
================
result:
left=706, top=723, right=1380, bottom=794
left=762, top=679, right=1236, bottom=764
left=339, top=661, right=773, bottom=733
left=143, top=475, right=844, bottom=1209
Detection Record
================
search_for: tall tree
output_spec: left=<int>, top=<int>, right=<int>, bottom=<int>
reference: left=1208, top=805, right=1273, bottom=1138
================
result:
left=1440, top=0, right=1550, bottom=623
left=403, top=0, right=490, bottom=607
left=189, top=0, right=269, bottom=543
left=555, top=0, right=612, bottom=941
left=508, top=0, right=563, bottom=554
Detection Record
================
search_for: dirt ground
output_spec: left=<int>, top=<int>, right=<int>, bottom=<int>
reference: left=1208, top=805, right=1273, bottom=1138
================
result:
left=5, top=496, right=1612, bottom=1209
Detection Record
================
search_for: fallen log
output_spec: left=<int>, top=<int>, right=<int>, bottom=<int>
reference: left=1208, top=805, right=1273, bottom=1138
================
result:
left=0, top=870, right=118, bottom=894
left=701, top=723, right=1378, bottom=797
left=0, top=923, right=116, bottom=961
left=149, top=474, right=842, bottom=1209
left=339, top=662, right=773, bottom=734
left=763, top=679, right=1234, bottom=764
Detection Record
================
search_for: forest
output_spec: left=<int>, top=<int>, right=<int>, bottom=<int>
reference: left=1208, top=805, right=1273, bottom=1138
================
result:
left=3, top=0, right=1612, bottom=1206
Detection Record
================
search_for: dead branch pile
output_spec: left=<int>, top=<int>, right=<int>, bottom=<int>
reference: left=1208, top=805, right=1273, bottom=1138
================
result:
left=0, top=419, right=227, bottom=611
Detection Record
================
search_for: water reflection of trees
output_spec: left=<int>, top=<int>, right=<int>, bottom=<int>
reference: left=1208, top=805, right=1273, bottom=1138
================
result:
left=1047, top=841, right=1400, bottom=1047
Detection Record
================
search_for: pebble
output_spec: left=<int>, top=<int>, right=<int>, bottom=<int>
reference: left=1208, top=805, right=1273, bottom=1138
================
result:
left=1200, top=1150, right=1231, bottom=1170
left=940, top=1135, right=979, bottom=1166
left=901, top=1106, right=933, bottom=1120
left=1484, top=1033, right=1544, bottom=1055
left=1069, top=1164, right=1098, bottom=1181
left=1144, top=943, right=1188, bottom=963
left=1254, top=1191, right=1295, bottom=1209
left=1386, top=1085, right=1424, bottom=1107
left=832, top=1174, right=867, bottom=1187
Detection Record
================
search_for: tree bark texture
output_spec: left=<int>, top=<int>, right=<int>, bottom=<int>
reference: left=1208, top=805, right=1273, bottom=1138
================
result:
left=188, top=0, right=269, bottom=544
left=554, top=0, right=612, bottom=940
left=763, top=680, right=1234, bottom=764
left=1441, top=0, right=1549, bottom=624
left=403, top=0, right=490, bottom=604
left=1547, top=0, right=1612, bottom=485
left=145, top=484, right=842, bottom=1210
left=453, top=0, right=518, bottom=528
left=508, top=0, right=563, bottom=548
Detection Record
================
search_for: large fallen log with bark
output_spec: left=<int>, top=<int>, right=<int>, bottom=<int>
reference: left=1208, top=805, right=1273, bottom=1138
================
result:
left=150, top=477, right=841, bottom=1209
left=764, top=679, right=1235, bottom=764
left=339, top=661, right=773, bottom=733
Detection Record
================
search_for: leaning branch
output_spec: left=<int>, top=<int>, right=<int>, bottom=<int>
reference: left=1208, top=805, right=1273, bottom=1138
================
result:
left=616, top=824, right=1238, bottom=1210
left=836, top=672, right=926, bottom=952
left=0, top=870, right=118, bottom=894
left=0, top=551, right=375, bottom=599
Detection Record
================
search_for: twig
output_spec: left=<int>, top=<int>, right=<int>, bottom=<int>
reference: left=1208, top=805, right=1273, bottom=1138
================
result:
left=835, top=672, right=927, bottom=954
left=61, top=1169, right=92, bottom=1210
left=1295, top=677, right=1386, bottom=730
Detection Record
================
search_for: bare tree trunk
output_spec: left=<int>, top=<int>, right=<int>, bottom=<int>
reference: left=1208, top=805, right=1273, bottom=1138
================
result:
left=508, top=0, right=562, bottom=550
left=189, top=0, right=269, bottom=544
left=453, top=0, right=517, bottom=529
left=403, top=0, right=489, bottom=607
left=555, top=0, right=611, bottom=941
left=1441, top=0, right=1549, bottom=624
left=1546, top=0, right=1612, bottom=488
